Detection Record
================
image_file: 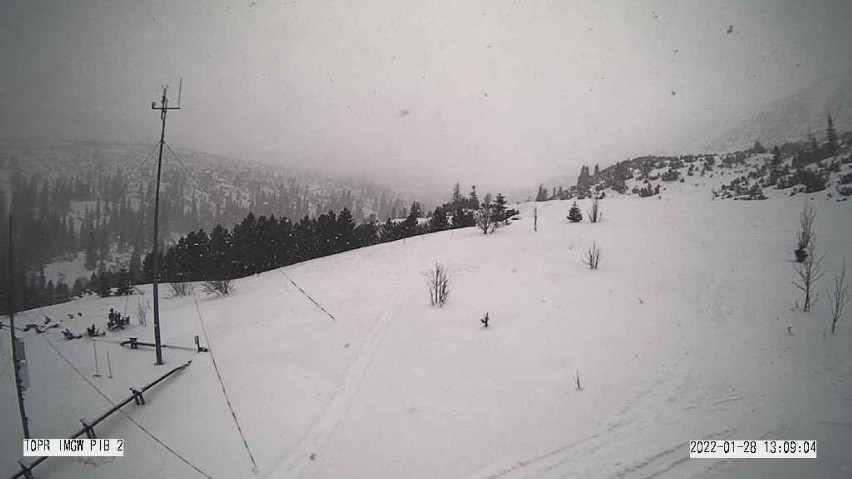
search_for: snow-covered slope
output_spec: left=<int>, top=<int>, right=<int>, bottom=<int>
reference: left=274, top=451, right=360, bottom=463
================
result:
left=707, top=71, right=852, bottom=153
left=2, top=182, right=852, bottom=478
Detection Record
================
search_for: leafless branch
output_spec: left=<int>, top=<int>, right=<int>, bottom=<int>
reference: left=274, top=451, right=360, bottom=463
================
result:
left=828, top=258, right=850, bottom=333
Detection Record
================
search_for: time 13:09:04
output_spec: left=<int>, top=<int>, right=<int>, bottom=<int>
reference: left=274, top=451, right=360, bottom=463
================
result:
left=689, top=440, right=817, bottom=456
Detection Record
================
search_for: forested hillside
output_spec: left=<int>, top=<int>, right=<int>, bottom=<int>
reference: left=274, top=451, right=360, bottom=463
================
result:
left=0, top=140, right=414, bottom=312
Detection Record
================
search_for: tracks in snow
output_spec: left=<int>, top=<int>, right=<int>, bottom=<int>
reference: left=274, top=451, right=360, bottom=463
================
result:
left=264, top=288, right=406, bottom=479
left=460, top=370, right=736, bottom=479
left=461, top=426, right=736, bottom=479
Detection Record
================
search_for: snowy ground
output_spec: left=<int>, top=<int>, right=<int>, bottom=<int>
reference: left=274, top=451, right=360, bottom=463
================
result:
left=2, top=182, right=852, bottom=478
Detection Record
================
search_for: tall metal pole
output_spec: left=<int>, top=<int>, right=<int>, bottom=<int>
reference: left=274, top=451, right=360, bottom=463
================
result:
left=8, top=214, right=30, bottom=438
left=151, top=86, right=180, bottom=366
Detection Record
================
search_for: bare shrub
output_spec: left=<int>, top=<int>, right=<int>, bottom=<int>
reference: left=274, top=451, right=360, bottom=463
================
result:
left=588, top=198, right=603, bottom=223
left=795, top=203, right=816, bottom=263
left=169, top=281, right=194, bottom=297
left=828, top=258, right=850, bottom=333
left=427, top=263, right=451, bottom=306
left=203, top=279, right=234, bottom=296
left=475, top=205, right=497, bottom=234
left=792, top=236, right=825, bottom=312
left=135, top=297, right=150, bottom=326
left=583, top=242, right=601, bottom=270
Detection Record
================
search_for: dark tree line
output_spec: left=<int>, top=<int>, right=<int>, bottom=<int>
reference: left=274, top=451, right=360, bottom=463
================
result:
left=130, top=184, right=498, bottom=285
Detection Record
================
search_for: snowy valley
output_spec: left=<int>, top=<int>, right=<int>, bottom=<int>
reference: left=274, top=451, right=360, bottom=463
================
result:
left=2, top=169, right=851, bottom=478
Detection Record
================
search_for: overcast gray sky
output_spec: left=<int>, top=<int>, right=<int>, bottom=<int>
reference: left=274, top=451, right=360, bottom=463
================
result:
left=2, top=0, right=851, bottom=192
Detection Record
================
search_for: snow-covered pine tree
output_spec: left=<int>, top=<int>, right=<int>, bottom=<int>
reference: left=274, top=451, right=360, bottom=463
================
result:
left=567, top=201, right=583, bottom=223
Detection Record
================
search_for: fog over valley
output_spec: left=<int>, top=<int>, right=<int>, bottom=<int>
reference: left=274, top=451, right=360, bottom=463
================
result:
left=3, top=0, right=851, bottom=193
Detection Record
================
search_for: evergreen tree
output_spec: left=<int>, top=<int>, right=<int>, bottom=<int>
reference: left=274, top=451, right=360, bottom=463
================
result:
left=398, top=208, right=419, bottom=238
left=315, top=210, right=337, bottom=256
left=354, top=220, right=379, bottom=247
left=452, top=182, right=463, bottom=210
left=469, top=186, right=479, bottom=210
left=826, top=114, right=839, bottom=157
left=380, top=218, right=400, bottom=242
left=428, top=206, right=449, bottom=231
left=336, top=208, right=356, bottom=252
left=567, top=201, right=583, bottom=223
left=808, top=129, right=819, bottom=160
left=771, top=145, right=782, bottom=167
left=493, top=193, right=508, bottom=223
left=129, top=240, right=142, bottom=283
left=576, top=165, right=592, bottom=197
left=452, top=208, right=476, bottom=228
left=115, top=267, right=133, bottom=296
left=409, top=201, right=423, bottom=218
left=535, top=184, right=548, bottom=202
left=95, top=262, right=112, bottom=297
left=55, top=280, right=70, bottom=303
left=73, top=277, right=87, bottom=297
left=208, top=224, right=232, bottom=279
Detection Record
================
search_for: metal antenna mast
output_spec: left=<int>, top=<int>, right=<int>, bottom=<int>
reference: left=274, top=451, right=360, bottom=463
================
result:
left=150, top=85, right=180, bottom=365
left=7, top=214, right=31, bottom=438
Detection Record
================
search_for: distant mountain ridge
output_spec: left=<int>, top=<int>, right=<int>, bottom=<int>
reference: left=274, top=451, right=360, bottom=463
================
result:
left=707, top=71, right=852, bottom=153
left=0, top=139, right=421, bottom=309
left=0, top=139, right=418, bottom=223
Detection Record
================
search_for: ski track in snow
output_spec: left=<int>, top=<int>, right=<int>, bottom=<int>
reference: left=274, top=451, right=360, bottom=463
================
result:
left=263, top=287, right=407, bottom=479
left=460, top=426, right=736, bottom=479
left=459, top=369, right=738, bottom=479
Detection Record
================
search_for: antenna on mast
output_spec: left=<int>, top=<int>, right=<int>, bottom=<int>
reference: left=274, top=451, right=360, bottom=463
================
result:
left=178, top=78, right=183, bottom=108
left=149, top=82, right=182, bottom=366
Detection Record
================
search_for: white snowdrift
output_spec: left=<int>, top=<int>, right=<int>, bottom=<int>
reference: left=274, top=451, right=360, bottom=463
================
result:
left=2, top=185, right=851, bottom=479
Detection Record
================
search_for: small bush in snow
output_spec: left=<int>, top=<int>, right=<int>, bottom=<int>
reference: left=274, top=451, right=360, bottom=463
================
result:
left=588, top=198, right=602, bottom=223
left=798, top=169, right=828, bottom=193
left=661, top=168, right=680, bottom=182
left=203, top=279, right=234, bottom=296
left=169, top=282, right=194, bottom=297
left=475, top=205, right=497, bottom=234
left=567, top=201, right=583, bottom=223
left=583, top=243, right=601, bottom=270
left=427, top=262, right=451, bottom=306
